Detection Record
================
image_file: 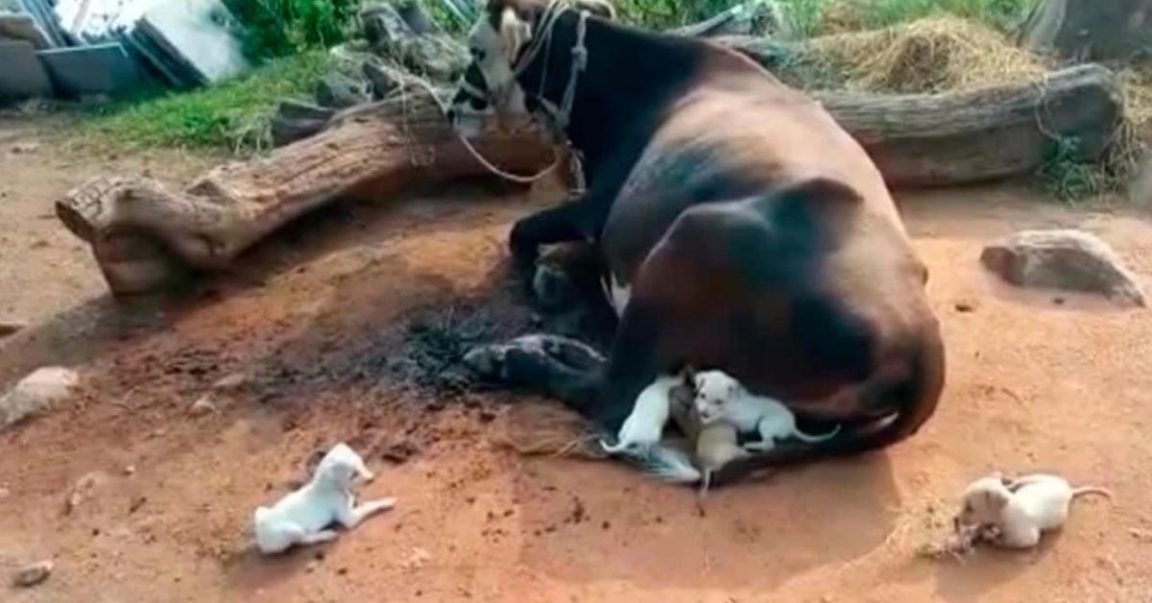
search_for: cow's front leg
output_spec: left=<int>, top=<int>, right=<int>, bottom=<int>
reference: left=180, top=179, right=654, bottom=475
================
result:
left=509, top=199, right=593, bottom=281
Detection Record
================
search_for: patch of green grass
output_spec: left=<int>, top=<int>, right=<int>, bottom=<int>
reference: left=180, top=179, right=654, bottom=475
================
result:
left=836, top=0, right=1035, bottom=31
left=223, top=0, right=360, bottom=59
left=1038, top=136, right=1108, bottom=203
left=78, top=52, right=334, bottom=154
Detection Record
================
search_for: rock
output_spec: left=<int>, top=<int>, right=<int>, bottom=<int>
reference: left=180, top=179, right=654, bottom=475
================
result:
left=188, top=395, right=217, bottom=417
left=395, top=1, right=439, bottom=35
left=211, top=372, right=250, bottom=392
left=1019, top=0, right=1152, bottom=63
left=13, top=560, right=53, bottom=587
left=671, top=1, right=791, bottom=38
left=379, top=438, right=420, bottom=464
left=275, top=100, right=335, bottom=123
left=0, top=321, right=24, bottom=338
left=363, top=61, right=401, bottom=99
left=270, top=114, right=329, bottom=147
left=981, top=229, right=1147, bottom=307
left=314, top=73, right=370, bottom=109
left=0, top=366, right=80, bottom=428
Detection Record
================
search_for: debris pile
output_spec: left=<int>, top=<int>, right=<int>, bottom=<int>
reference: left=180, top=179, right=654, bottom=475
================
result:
left=0, top=0, right=248, bottom=103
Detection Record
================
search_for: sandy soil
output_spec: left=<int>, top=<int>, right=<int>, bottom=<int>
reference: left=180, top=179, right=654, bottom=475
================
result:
left=2, top=116, right=1152, bottom=603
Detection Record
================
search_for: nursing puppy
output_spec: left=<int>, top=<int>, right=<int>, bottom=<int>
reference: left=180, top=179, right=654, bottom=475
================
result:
left=667, top=370, right=746, bottom=495
left=956, top=472, right=1113, bottom=549
left=253, top=443, right=396, bottom=555
left=599, top=374, right=681, bottom=454
left=693, top=370, right=840, bottom=451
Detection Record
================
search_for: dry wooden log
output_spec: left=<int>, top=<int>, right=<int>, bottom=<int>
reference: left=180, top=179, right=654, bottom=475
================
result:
left=57, top=61, right=1122, bottom=296
left=721, top=37, right=1122, bottom=187
left=56, top=93, right=556, bottom=295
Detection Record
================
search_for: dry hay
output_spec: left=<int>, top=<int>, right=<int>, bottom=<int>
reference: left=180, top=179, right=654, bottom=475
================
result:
left=801, top=16, right=1152, bottom=200
left=492, top=400, right=606, bottom=460
left=808, top=17, right=1049, bottom=94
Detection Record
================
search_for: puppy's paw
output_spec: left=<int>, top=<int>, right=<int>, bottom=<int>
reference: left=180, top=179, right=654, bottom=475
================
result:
left=370, top=497, right=397, bottom=513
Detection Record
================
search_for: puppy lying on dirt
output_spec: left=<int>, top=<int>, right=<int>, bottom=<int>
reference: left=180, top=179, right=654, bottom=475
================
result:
left=954, top=472, right=1112, bottom=549
left=253, top=443, right=396, bottom=555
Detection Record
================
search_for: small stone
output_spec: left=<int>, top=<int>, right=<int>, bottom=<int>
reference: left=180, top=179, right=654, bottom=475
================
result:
left=0, top=321, right=24, bottom=338
left=124, top=465, right=136, bottom=476
left=10, top=141, right=40, bottom=155
left=211, top=372, right=248, bottom=392
left=188, top=396, right=217, bottom=417
left=380, top=438, right=419, bottom=464
left=337, top=567, right=348, bottom=576
left=954, top=300, right=978, bottom=313
left=1129, top=528, right=1152, bottom=542
left=13, top=560, right=53, bottom=588
left=0, top=486, right=9, bottom=499
left=981, top=229, right=1147, bottom=307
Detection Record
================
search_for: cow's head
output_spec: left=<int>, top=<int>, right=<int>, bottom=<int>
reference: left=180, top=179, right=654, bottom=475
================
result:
left=447, top=0, right=615, bottom=137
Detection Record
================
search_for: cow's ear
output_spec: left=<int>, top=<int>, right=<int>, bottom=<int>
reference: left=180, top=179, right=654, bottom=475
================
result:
left=499, top=6, right=534, bottom=63
left=574, top=0, right=616, bottom=20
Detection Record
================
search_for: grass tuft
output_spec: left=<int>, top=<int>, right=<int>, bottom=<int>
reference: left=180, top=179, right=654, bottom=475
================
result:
left=77, top=52, right=334, bottom=154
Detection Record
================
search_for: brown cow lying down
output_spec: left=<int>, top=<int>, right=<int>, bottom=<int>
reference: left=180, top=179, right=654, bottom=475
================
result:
left=447, top=0, right=945, bottom=486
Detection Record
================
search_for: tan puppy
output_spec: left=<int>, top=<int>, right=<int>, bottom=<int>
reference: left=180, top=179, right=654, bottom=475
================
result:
left=956, top=472, right=1112, bottom=549
left=668, top=368, right=747, bottom=496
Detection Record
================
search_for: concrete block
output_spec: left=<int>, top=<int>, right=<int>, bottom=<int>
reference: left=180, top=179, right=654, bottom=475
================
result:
left=37, top=43, right=143, bottom=97
left=0, top=40, right=52, bottom=98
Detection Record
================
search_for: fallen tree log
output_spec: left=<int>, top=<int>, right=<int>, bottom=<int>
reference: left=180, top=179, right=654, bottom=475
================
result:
left=719, top=39, right=1122, bottom=187
left=57, top=63, right=1122, bottom=296
left=56, top=94, right=557, bottom=295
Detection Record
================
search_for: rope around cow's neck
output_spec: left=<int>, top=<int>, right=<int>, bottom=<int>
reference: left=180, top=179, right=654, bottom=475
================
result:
left=405, top=1, right=590, bottom=187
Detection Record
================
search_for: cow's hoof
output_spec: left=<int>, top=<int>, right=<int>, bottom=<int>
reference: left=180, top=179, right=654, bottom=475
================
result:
left=463, top=334, right=604, bottom=383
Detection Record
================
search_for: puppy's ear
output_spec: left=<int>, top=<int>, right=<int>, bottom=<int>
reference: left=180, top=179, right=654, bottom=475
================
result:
left=680, top=365, right=696, bottom=387
left=499, top=6, right=533, bottom=63
left=982, top=488, right=1009, bottom=510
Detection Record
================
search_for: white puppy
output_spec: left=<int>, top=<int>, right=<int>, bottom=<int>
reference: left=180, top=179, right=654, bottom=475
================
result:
left=956, top=472, right=1112, bottom=549
left=253, top=442, right=396, bottom=555
left=600, top=374, right=681, bottom=454
left=693, top=369, right=840, bottom=451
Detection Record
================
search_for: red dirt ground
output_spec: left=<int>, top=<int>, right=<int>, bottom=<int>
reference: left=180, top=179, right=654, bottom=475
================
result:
left=2, top=117, right=1152, bottom=603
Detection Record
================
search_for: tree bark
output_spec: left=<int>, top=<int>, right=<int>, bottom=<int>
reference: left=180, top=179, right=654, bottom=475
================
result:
left=1019, top=0, right=1152, bottom=62
left=57, top=62, right=1121, bottom=296
left=56, top=93, right=557, bottom=295
left=722, top=37, right=1121, bottom=186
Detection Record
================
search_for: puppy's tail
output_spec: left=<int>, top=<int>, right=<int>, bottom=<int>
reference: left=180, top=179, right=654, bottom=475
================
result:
left=1071, top=486, right=1114, bottom=502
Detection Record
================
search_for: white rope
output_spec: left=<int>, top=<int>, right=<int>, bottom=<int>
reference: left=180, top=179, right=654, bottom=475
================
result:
left=415, top=0, right=591, bottom=187
left=406, top=76, right=567, bottom=184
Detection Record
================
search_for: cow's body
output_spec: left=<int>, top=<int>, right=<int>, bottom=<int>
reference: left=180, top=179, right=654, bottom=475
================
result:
left=450, top=1, right=945, bottom=481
